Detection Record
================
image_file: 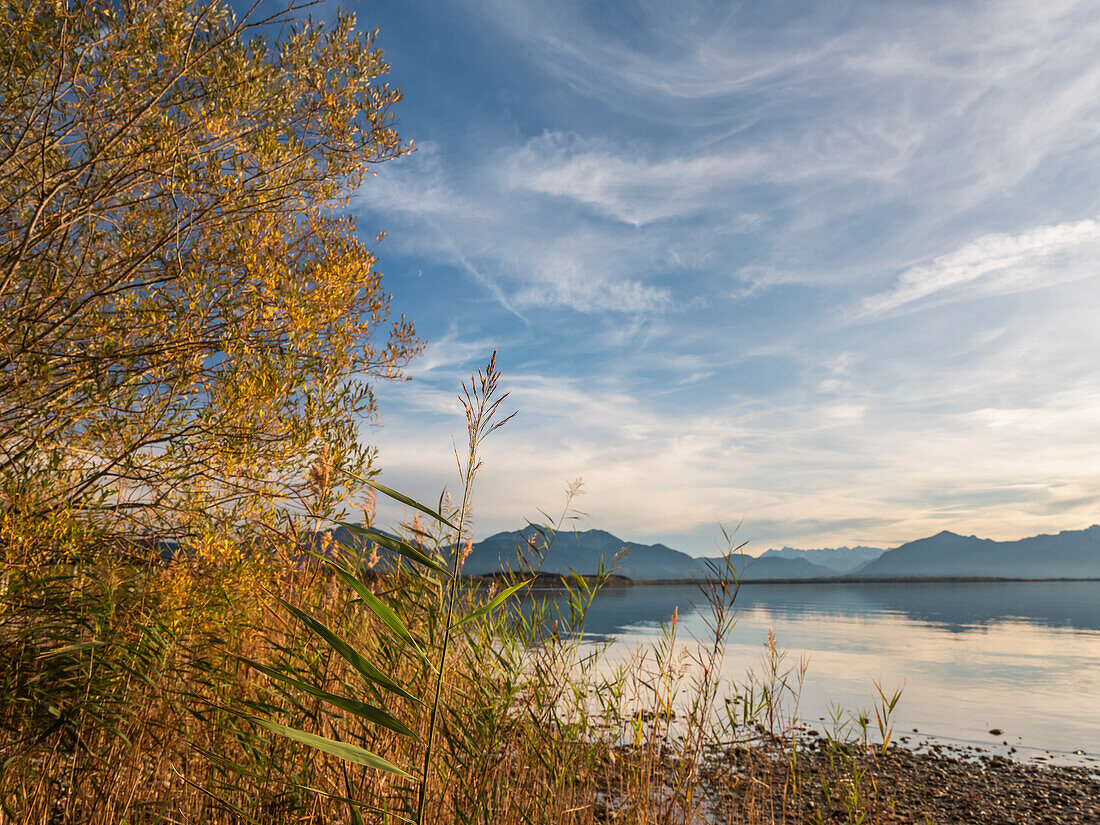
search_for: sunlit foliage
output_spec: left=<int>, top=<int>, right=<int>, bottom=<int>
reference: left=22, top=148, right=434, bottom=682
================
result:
left=0, top=0, right=421, bottom=559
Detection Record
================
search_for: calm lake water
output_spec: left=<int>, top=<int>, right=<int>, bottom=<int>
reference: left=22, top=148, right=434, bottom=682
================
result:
left=555, top=581, right=1100, bottom=768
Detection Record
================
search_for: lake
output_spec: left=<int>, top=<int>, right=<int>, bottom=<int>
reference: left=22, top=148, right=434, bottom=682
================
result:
left=553, top=580, right=1100, bottom=768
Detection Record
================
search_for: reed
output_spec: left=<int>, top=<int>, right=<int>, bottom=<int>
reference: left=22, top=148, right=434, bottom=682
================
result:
left=0, top=358, right=903, bottom=825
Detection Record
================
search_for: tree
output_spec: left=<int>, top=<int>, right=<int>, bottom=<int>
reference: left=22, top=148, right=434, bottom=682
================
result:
left=0, top=0, right=421, bottom=558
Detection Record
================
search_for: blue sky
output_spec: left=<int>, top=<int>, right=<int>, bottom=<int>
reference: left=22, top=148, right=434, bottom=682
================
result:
left=330, top=0, right=1100, bottom=555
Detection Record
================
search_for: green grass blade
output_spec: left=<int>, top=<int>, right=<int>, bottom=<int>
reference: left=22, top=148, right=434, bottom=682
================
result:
left=38, top=640, right=106, bottom=658
left=239, top=657, right=418, bottom=739
left=334, top=522, right=450, bottom=577
left=188, top=745, right=264, bottom=780
left=453, top=579, right=532, bottom=630
left=246, top=716, right=412, bottom=778
left=302, top=550, right=427, bottom=660
left=275, top=597, right=419, bottom=705
left=344, top=473, right=458, bottom=530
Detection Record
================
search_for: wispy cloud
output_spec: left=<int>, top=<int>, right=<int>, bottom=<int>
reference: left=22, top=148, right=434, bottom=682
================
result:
left=858, top=218, right=1100, bottom=317
left=469, top=0, right=1100, bottom=219
left=348, top=0, right=1100, bottom=551
left=371, top=353, right=1100, bottom=554
left=356, top=144, right=678, bottom=314
left=504, top=132, right=769, bottom=226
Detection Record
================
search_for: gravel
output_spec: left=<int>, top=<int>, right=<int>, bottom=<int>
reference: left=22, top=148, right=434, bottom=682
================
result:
left=704, top=738, right=1100, bottom=824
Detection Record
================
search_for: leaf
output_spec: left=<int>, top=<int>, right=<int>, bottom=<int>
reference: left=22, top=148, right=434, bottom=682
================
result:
left=188, top=744, right=264, bottom=781
left=345, top=472, right=458, bottom=530
left=453, top=579, right=532, bottom=629
left=172, top=766, right=264, bottom=825
left=240, top=657, right=417, bottom=739
left=275, top=597, right=419, bottom=704
left=38, top=641, right=106, bottom=658
left=301, top=549, right=426, bottom=660
left=246, top=716, right=412, bottom=778
left=334, top=522, right=450, bottom=577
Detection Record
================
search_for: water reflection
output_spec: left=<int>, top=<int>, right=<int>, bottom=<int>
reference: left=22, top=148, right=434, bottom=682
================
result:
left=552, top=581, right=1100, bottom=638
left=536, top=581, right=1100, bottom=767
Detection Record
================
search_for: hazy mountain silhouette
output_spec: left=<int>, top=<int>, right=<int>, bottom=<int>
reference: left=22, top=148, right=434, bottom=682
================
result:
left=760, top=545, right=884, bottom=574
left=856, top=526, right=1100, bottom=578
left=466, top=526, right=708, bottom=580
left=733, top=555, right=837, bottom=579
left=322, top=522, right=1100, bottom=581
left=468, top=527, right=842, bottom=580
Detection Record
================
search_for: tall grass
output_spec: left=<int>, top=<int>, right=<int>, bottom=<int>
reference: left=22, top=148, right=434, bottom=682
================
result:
left=0, top=357, right=903, bottom=824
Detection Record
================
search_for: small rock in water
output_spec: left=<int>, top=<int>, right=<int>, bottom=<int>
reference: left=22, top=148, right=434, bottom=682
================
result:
left=989, top=728, right=1004, bottom=736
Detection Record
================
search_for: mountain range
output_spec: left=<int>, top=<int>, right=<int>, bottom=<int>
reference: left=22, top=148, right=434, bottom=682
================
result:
left=856, top=526, right=1100, bottom=579
left=760, top=545, right=885, bottom=573
left=455, top=524, right=1100, bottom=581
left=465, top=526, right=706, bottom=580
left=468, top=529, right=859, bottom=580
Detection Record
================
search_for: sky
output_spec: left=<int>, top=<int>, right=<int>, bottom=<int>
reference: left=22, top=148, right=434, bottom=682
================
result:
left=316, top=0, right=1100, bottom=555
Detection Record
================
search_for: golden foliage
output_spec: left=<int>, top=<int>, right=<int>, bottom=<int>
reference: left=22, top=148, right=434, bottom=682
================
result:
left=0, top=0, right=422, bottom=556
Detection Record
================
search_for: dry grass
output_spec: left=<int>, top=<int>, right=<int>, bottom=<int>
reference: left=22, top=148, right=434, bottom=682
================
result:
left=0, top=358, right=900, bottom=824
left=0, top=544, right=903, bottom=825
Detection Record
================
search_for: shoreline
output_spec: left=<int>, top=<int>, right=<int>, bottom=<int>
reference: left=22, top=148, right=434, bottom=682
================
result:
left=627, top=576, right=1100, bottom=585
left=694, top=576, right=1100, bottom=585
left=698, top=735, right=1100, bottom=824
left=473, top=574, right=1100, bottom=587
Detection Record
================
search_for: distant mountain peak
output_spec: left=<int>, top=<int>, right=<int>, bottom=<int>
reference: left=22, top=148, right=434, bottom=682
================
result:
left=464, top=526, right=708, bottom=580
left=758, top=544, right=886, bottom=574
left=858, top=524, right=1100, bottom=578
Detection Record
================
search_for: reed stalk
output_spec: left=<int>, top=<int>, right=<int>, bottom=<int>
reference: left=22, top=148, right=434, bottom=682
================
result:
left=416, top=353, right=515, bottom=824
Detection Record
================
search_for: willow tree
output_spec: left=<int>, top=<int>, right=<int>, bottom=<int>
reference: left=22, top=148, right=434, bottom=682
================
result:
left=0, top=0, right=421, bottom=559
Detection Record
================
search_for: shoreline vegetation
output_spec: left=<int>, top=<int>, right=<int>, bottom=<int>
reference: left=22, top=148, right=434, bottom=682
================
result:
left=6, top=547, right=1098, bottom=824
